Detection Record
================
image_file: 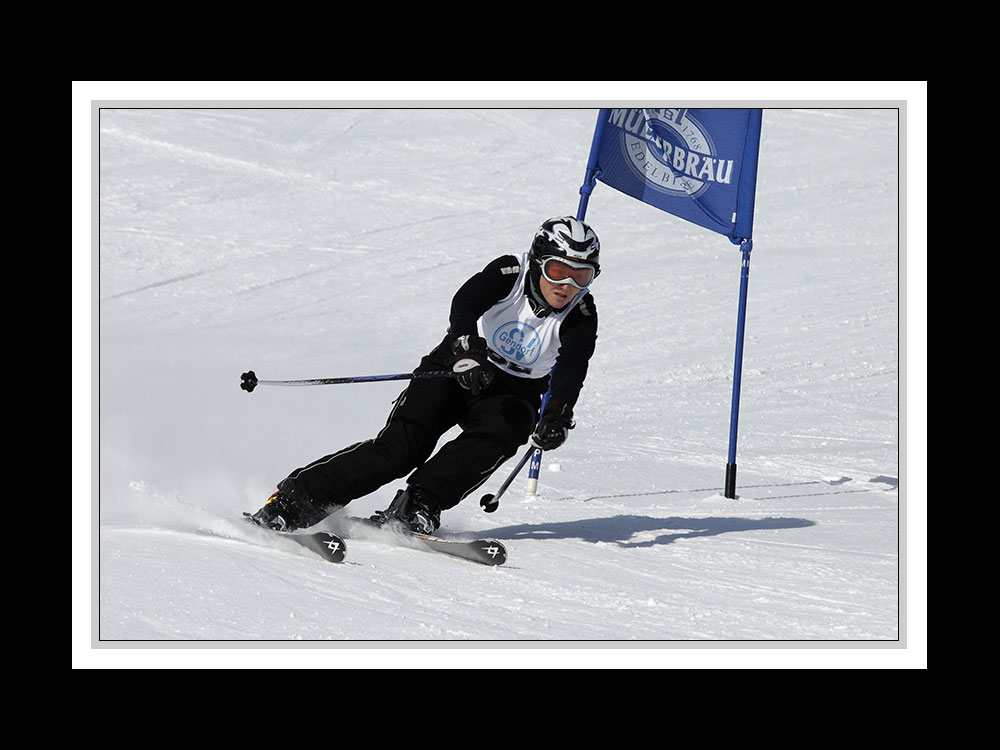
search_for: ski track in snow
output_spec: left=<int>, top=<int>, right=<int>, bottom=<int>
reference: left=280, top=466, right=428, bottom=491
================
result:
left=93, top=107, right=909, bottom=656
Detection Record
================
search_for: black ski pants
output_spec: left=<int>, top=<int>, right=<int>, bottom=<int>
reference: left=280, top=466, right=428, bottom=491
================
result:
left=278, top=347, right=544, bottom=516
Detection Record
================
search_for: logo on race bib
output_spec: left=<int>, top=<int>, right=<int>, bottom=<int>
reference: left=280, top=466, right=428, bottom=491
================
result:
left=492, top=321, right=541, bottom=365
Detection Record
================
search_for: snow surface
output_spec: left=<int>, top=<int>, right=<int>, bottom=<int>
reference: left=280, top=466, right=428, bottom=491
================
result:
left=83, top=99, right=923, bottom=666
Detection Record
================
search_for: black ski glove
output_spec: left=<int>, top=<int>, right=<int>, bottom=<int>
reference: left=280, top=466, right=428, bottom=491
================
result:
left=448, top=334, right=495, bottom=396
left=531, top=400, right=575, bottom=451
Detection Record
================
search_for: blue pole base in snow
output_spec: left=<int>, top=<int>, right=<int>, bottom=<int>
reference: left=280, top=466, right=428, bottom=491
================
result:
left=725, top=463, right=737, bottom=499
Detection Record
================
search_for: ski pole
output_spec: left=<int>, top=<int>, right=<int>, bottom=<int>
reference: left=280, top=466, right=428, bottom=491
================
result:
left=240, top=369, right=453, bottom=392
left=479, top=443, right=537, bottom=513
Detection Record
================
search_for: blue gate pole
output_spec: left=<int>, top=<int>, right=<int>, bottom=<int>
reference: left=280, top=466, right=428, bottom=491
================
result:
left=725, top=239, right=753, bottom=499
left=576, top=109, right=608, bottom=222
left=525, top=110, right=608, bottom=499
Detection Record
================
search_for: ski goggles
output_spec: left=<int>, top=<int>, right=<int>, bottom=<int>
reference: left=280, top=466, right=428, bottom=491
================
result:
left=539, top=256, right=597, bottom=289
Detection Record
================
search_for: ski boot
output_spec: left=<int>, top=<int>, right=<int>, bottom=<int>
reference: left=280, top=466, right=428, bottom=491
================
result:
left=247, top=491, right=297, bottom=531
left=370, top=486, right=441, bottom=535
left=246, top=482, right=331, bottom=533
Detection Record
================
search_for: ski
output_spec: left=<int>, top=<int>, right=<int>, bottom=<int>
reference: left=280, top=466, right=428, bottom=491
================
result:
left=345, top=516, right=507, bottom=566
left=243, top=513, right=347, bottom=563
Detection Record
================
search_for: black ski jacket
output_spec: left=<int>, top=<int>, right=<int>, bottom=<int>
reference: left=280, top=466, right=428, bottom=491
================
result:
left=443, top=254, right=598, bottom=412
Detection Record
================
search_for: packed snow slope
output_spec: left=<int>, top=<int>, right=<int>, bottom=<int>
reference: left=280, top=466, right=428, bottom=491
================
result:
left=96, top=108, right=907, bottom=651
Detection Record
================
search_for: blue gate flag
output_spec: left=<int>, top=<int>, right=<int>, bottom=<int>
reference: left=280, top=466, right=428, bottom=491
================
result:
left=570, top=107, right=765, bottom=500
left=529, top=108, right=764, bottom=501
left=590, top=108, right=762, bottom=243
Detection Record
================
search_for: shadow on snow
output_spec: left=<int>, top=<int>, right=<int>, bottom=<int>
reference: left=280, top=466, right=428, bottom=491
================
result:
left=483, top=514, right=815, bottom=549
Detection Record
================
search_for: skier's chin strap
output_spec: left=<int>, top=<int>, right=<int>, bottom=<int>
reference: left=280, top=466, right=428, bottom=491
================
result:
left=526, top=268, right=554, bottom=317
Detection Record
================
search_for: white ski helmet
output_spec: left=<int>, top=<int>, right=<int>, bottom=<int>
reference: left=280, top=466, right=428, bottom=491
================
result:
left=530, top=216, right=601, bottom=274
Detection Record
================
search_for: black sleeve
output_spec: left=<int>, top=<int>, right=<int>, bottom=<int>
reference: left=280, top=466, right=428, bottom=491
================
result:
left=547, top=293, right=598, bottom=411
left=447, top=255, right=520, bottom=338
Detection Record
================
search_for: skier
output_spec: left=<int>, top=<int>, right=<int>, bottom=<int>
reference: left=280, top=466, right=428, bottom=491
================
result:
left=247, top=216, right=601, bottom=535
